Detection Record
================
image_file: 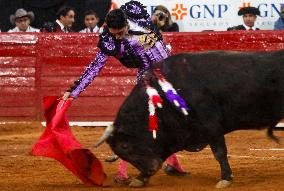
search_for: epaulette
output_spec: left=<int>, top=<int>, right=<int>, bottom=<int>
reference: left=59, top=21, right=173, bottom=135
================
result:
left=97, top=28, right=121, bottom=56
left=121, top=1, right=152, bottom=29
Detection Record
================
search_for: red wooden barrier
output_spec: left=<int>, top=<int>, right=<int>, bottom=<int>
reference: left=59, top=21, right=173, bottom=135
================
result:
left=1, top=31, right=284, bottom=121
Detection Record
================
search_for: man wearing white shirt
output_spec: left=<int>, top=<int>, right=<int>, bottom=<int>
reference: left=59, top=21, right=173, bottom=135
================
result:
left=8, top=8, right=39, bottom=32
left=80, top=10, right=103, bottom=33
left=227, top=7, right=260, bottom=31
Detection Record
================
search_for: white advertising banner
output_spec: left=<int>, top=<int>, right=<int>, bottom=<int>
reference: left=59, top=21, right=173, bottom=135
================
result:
left=112, top=0, right=284, bottom=32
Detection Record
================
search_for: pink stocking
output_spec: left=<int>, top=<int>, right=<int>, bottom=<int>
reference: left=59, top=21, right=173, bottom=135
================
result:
left=166, top=153, right=184, bottom=172
left=117, top=160, right=129, bottom=179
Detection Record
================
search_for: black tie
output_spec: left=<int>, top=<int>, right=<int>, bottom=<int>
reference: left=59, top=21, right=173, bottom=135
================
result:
left=90, top=28, right=94, bottom=33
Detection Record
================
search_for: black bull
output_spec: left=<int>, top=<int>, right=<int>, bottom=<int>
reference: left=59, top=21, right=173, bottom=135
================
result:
left=101, top=50, right=284, bottom=187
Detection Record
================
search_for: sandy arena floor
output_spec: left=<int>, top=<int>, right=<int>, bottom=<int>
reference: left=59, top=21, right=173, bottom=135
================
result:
left=0, top=122, right=284, bottom=191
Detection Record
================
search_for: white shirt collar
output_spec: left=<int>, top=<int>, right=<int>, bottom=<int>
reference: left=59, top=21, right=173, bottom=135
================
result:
left=15, top=26, right=31, bottom=32
left=244, top=24, right=256, bottom=30
left=80, top=26, right=103, bottom=33
left=56, top=19, right=67, bottom=32
left=88, top=26, right=99, bottom=32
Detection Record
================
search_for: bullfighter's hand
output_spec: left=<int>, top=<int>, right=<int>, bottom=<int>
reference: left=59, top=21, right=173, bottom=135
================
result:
left=62, top=91, right=72, bottom=100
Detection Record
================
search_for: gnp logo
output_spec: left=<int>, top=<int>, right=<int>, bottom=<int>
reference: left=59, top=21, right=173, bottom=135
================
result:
left=172, top=4, right=187, bottom=20
left=239, top=2, right=252, bottom=9
left=170, top=3, right=229, bottom=20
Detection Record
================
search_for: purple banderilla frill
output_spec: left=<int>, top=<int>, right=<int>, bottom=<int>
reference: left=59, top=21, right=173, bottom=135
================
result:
left=165, top=89, right=190, bottom=115
left=153, top=69, right=190, bottom=115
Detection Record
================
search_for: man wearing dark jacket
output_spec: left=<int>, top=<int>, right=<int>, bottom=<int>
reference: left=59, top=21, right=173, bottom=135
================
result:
left=227, top=7, right=260, bottom=31
left=41, top=6, right=75, bottom=32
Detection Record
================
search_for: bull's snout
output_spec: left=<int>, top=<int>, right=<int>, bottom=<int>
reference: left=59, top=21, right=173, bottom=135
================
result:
left=144, top=158, right=162, bottom=176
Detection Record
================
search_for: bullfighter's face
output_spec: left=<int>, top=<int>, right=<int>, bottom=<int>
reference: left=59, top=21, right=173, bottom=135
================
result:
left=108, top=26, right=128, bottom=40
left=107, top=123, right=163, bottom=176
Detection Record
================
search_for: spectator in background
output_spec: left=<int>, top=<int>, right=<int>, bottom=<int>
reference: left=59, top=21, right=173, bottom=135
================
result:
left=41, top=6, right=75, bottom=32
left=274, top=5, right=284, bottom=30
left=227, top=7, right=260, bottom=31
left=8, top=8, right=39, bottom=32
left=80, top=10, right=103, bottom=33
left=151, top=5, right=179, bottom=32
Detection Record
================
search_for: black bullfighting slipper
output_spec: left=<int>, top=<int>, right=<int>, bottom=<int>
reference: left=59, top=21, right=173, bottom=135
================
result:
left=105, top=154, right=119, bottom=162
left=164, top=165, right=190, bottom=177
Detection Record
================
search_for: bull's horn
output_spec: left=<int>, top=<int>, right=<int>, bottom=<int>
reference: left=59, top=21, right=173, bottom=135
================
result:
left=93, top=124, right=114, bottom=148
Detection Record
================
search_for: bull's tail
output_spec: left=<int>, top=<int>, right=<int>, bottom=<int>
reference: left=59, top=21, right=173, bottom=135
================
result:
left=267, top=124, right=280, bottom=144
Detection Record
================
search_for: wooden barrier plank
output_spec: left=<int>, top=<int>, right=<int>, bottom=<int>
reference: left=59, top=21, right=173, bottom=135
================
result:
left=38, top=33, right=99, bottom=46
left=38, top=46, right=99, bottom=57
left=0, top=107, right=35, bottom=117
left=0, top=87, right=36, bottom=96
left=0, top=67, right=35, bottom=77
left=63, top=116, right=114, bottom=121
left=35, top=97, right=126, bottom=120
left=39, top=57, right=93, bottom=66
left=0, top=45, right=37, bottom=56
left=65, top=102, right=126, bottom=119
left=0, top=34, right=37, bottom=44
left=39, top=56, right=121, bottom=67
left=0, top=96, right=35, bottom=107
left=41, top=85, right=134, bottom=97
left=41, top=76, right=136, bottom=87
left=41, top=65, right=136, bottom=77
left=0, top=57, right=36, bottom=67
left=0, top=77, right=35, bottom=86
left=0, top=116, right=36, bottom=121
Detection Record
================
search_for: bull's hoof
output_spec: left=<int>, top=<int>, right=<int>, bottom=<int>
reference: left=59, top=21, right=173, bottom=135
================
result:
left=105, top=154, right=119, bottom=162
left=215, top=180, right=232, bottom=189
left=129, top=178, right=146, bottom=187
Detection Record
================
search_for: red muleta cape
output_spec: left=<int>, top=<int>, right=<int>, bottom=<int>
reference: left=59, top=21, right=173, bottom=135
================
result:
left=31, top=96, right=106, bottom=186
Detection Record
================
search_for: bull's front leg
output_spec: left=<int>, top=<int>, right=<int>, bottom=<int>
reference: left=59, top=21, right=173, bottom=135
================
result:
left=209, top=135, right=233, bottom=188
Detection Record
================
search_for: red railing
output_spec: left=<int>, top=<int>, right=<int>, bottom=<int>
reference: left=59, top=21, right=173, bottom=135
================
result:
left=1, top=31, right=284, bottom=121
